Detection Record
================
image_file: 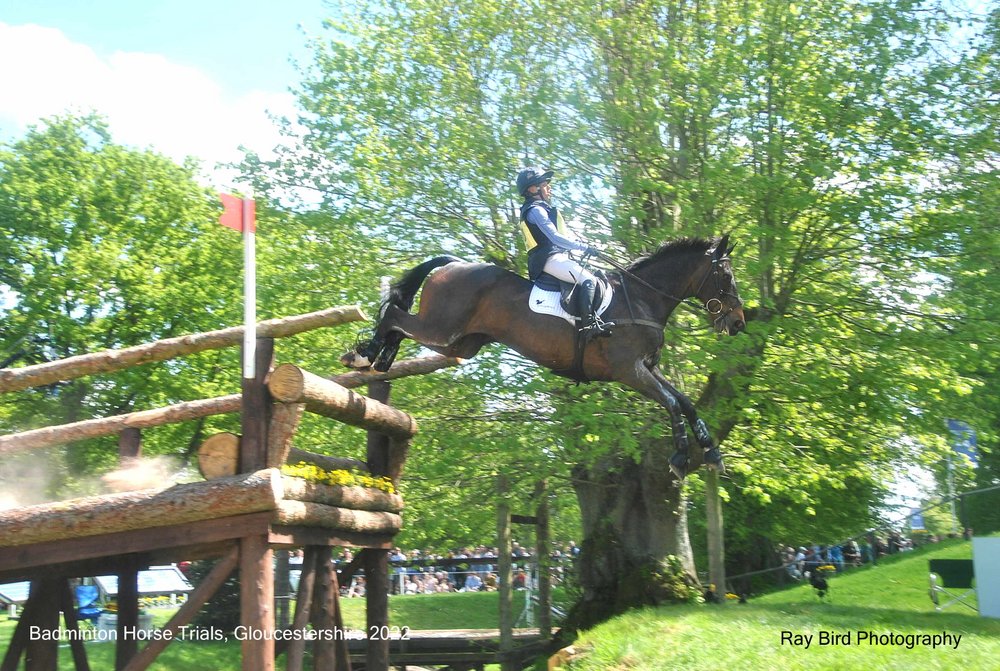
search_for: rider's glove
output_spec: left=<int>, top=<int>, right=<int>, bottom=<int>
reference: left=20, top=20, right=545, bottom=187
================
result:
left=583, top=246, right=599, bottom=258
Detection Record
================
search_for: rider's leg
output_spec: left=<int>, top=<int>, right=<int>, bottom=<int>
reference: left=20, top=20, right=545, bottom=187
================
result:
left=542, top=255, right=613, bottom=336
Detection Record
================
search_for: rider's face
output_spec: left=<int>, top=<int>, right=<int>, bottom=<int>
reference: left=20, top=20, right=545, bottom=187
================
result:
left=539, top=181, right=552, bottom=200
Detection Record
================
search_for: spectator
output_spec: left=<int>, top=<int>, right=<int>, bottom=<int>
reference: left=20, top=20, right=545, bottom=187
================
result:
left=462, top=573, right=484, bottom=592
left=843, top=540, right=861, bottom=567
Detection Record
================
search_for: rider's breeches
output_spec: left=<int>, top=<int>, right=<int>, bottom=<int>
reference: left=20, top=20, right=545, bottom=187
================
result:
left=543, top=253, right=596, bottom=285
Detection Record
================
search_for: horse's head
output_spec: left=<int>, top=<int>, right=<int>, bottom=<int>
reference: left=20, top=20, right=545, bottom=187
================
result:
left=696, top=235, right=746, bottom=336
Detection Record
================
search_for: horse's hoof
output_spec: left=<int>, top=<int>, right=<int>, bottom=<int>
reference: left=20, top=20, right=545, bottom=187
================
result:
left=340, top=351, right=372, bottom=369
left=669, top=452, right=689, bottom=479
left=704, top=446, right=724, bottom=465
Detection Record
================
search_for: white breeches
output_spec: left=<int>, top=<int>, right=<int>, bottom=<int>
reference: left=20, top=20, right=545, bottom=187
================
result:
left=543, top=253, right=596, bottom=285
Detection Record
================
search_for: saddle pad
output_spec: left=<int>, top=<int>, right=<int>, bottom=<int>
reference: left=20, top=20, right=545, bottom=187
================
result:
left=528, top=282, right=613, bottom=325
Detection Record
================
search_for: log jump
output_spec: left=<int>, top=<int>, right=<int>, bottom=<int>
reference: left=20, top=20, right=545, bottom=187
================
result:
left=0, top=307, right=459, bottom=671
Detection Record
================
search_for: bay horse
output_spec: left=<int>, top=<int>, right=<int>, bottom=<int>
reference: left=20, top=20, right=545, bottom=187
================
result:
left=342, top=235, right=746, bottom=477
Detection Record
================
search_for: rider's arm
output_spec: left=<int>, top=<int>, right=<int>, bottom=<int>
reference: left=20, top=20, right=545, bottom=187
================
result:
left=526, top=206, right=589, bottom=253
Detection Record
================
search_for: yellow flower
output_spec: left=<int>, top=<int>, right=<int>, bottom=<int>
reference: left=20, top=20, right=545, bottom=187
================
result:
left=280, top=462, right=395, bottom=494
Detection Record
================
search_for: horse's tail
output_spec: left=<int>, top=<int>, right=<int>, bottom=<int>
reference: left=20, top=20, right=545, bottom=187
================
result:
left=383, top=255, right=463, bottom=314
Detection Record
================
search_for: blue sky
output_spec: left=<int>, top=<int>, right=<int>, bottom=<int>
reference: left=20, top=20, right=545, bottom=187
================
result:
left=1, top=0, right=332, bottom=185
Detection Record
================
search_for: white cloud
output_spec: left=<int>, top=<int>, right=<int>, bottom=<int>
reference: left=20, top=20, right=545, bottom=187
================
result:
left=0, top=22, right=296, bottom=188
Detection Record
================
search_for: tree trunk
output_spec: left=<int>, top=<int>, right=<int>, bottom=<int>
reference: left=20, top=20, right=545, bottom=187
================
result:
left=566, top=441, right=697, bottom=632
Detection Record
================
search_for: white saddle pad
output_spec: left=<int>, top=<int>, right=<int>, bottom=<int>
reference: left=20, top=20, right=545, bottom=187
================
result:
left=528, top=282, right=613, bottom=326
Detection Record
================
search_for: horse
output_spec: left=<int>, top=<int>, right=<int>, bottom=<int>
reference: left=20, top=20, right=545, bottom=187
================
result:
left=341, top=235, right=746, bottom=477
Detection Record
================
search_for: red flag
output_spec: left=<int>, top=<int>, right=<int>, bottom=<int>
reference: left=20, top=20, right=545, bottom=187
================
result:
left=219, top=193, right=256, bottom=232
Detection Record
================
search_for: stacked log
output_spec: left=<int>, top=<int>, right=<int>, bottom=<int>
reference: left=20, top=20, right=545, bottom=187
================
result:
left=281, top=477, right=402, bottom=513
left=268, top=364, right=417, bottom=439
left=274, top=502, right=401, bottom=534
left=0, top=470, right=283, bottom=547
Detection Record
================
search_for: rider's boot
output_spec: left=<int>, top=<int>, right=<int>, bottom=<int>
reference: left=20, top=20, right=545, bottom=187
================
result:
left=577, top=279, right=614, bottom=338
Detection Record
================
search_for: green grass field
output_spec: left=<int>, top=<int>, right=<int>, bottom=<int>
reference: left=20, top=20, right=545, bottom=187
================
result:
left=2, top=539, right=996, bottom=670
left=565, top=538, right=1000, bottom=671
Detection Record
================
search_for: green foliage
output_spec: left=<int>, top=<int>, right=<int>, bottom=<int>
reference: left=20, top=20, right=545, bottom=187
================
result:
left=2, top=0, right=998, bottom=633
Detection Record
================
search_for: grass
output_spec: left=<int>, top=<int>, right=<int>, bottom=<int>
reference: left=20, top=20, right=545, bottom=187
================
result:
left=563, top=538, right=1000, bottom=671
left=3, top=540, right=996, bottom=670
left=0, top=588, right=548, bottom=669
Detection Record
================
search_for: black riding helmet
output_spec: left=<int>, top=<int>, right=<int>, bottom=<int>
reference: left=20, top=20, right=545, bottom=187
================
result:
left=516, top=167, right=554, bottom=197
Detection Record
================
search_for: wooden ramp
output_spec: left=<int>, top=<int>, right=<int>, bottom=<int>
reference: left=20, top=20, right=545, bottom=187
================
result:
left=346, top=629, right=547, bottom=670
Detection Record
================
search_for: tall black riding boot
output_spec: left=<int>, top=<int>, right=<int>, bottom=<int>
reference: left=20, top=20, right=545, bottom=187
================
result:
left=577, top=279, right=613, bottom=337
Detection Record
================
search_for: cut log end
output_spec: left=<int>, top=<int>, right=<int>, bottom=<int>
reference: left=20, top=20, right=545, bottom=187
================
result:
left=197, top=432, right=240, bottom=480
left=268, top=364, right=306, bottom=403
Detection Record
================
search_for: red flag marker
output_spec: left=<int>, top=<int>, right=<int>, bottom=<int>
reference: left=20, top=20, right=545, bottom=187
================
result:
left=219, top=193, right=256, bottom=232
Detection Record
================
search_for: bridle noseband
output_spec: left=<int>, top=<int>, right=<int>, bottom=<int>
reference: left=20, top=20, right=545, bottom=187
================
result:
left=693, top=256, right=743, bottom=327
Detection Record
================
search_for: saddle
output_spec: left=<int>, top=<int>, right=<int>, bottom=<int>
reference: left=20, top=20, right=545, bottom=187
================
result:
left=528, top=273, right=614, bottom=382
left=528, top=272, right=613, bottom=325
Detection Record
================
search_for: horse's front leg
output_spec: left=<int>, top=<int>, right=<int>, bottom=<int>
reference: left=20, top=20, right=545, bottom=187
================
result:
left=649, top=368, right=725, bottom=472
left=626, top=365, right=691, bottom=479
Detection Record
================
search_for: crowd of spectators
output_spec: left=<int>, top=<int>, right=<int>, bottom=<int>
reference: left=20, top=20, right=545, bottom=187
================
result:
left=287, top=541, right=581, bottom=598
left=779, top=529, right=949, bottom=581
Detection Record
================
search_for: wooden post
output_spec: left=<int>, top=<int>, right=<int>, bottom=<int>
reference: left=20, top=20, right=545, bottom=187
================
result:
left=497, top=476, right=515, bottom=671
left=363, top=549, right=389, bottom=671
left=286, top=548, right=319, bottom=671
left=705, top=469, right=726, bottom=603
left=364, top=380, right=391, bottom=671
left=58, top=580, right=91, bottom=671
left=534, top=480, right=552, bottom=640
left=239, top=337, right=275, bottom=671
left=311, top=547, right=336, bottom=670
left=240, top=534, right=275, bottom=671
left=241, top=337, right=274, bottom=473
left=115, top=555, right=140, bottom=671
left=23, top=579, right=59, bottom=671
left=118, top=427, right=141, bottom=462
left=366, top=381, right=391, bottom=475
left=275, top=550, right=291, bottom=628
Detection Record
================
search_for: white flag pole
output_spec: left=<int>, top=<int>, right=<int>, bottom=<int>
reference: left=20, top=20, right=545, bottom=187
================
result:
left=242, top=198, right=256, bottom=379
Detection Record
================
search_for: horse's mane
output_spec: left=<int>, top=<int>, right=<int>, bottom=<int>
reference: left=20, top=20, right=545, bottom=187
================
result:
left=626, top=237, right=715, bottom=273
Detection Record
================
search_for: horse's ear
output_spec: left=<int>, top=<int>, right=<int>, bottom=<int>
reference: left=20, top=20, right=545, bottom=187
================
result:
left=711, top=234, right=731, bottom=258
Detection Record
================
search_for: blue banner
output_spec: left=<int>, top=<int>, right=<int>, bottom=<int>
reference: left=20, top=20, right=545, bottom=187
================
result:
left=946, top=419, right=978, bottom=467
left=909, top=508, right=925, bottom=530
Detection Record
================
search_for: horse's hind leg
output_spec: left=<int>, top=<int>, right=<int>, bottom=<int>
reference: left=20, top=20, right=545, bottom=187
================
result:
left=651, top=368, right=724, bottom=472
left=372, top=331, right=405, bottom=372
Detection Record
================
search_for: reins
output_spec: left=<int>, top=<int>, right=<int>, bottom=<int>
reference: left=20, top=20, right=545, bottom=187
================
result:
left=587, top=249, right=740, bottom=327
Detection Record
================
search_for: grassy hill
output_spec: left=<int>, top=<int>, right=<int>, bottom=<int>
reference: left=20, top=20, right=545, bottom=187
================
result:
left=562, top=538, right=1000, bottom=670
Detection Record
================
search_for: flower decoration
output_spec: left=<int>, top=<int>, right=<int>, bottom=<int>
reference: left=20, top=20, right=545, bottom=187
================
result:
left=281, top=462, right=396, bottom=494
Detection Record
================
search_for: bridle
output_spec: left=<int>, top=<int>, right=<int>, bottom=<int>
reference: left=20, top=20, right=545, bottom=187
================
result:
left=590, top=250, right=742, bottom=328
left=691, top=256, right=744, bottom=329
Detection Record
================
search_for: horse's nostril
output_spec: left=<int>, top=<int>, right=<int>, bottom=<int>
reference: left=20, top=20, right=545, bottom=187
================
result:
left=733, top=320, right=745, bottom=333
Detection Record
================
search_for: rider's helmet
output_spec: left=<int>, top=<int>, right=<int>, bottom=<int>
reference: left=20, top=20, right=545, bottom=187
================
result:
left=516, top=167, right=554, bottom=197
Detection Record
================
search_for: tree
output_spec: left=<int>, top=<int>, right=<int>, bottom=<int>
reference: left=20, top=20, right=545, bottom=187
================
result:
left=0, top=115, right=253, bottom=493
left=247, top=0, right=991, bottom=630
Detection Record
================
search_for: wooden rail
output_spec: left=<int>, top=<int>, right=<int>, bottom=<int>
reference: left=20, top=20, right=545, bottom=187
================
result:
left=0, top=355, right=458, bottom=454
left=0, top=306, right=367, bottom=394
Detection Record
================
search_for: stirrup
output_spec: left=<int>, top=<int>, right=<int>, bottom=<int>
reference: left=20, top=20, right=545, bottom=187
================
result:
left=580, top=315, right=614, bottom=337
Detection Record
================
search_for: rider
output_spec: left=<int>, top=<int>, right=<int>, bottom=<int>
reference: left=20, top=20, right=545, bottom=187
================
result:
left=517, top=166, right=613, bottom=337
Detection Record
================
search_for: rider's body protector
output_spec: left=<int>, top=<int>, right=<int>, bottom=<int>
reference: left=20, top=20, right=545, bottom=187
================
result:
left=520, top=198, right=586, bottom=280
